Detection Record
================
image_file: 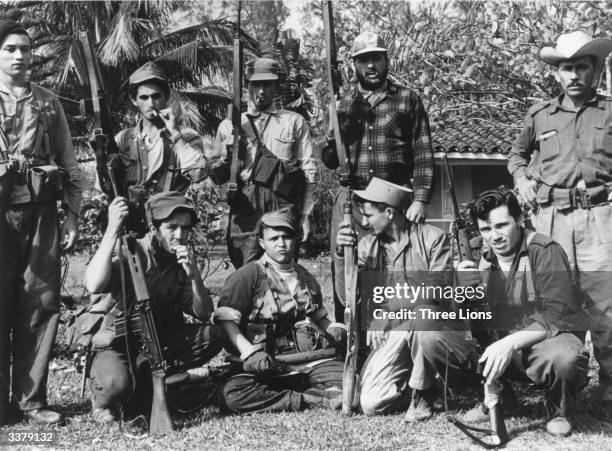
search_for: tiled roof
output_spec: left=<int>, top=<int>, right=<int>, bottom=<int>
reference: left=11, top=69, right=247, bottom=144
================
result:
left=431, top=116, right=522, bottom=155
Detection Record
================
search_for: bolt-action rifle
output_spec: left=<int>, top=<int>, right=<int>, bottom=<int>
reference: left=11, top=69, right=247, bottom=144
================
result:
left=322, top=0, right=359, bottom=416
left=77, top=30, right=173, bottom=435
left=442, top=156, right=508, bottom=448
left=227, top=1, right=242, bottom=204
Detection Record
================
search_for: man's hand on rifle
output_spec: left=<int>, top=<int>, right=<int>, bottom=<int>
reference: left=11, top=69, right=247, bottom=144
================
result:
left=406, top=200, right=426, bottom=223
left=107, top=196, right=129, bottom=236
left=456, top=260, right=482, bottom=287
left=335, top=222, right=357, bottom=250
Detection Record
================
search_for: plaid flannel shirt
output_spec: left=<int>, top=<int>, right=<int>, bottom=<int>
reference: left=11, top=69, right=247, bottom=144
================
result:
left=337, top=81, right=434, bottom=203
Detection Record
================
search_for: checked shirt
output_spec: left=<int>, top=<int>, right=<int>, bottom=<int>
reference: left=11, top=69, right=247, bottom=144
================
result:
left=337, top=81, right=434, bottom=203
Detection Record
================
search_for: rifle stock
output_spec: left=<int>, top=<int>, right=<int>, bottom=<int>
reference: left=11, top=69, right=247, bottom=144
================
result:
left=227, top=1, right=242, bottom=204
left=323, top=0, right=359, bottom=416
left=341, top=201, right=359, bottom=416
left=118, top=222, right=174, bottom=435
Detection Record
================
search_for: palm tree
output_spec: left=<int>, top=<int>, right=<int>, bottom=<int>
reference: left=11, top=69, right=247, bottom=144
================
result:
left=4, top=0, right=258, bottom=139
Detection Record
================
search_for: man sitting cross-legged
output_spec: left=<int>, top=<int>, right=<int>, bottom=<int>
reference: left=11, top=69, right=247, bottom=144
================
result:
left=214, top=208, right=346, bottom=414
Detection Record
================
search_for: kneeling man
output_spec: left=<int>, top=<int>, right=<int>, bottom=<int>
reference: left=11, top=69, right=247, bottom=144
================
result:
left=336, top=178, right=477, bottom=421
left=81, top=191, right=223, bottom=423
left=458, top=188, right=589, bottom=437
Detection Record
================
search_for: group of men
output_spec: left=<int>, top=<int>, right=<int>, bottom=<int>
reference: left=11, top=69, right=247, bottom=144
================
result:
left=1, top=15, right=611, bottom=442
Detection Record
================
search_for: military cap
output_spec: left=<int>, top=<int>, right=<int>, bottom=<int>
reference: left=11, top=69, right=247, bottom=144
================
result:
left=259, top=208, right=297, bottom=234
left=539, top=31, right=612, bottom=66
left=0, top=19, right=29, bottom=46
left=145, top=191, right=197, bottom=225
left=354, top=177, right=413, bottom=211
left=351, top=32, right=387, bottom=58
left=129, top=61, right=168, bottom=86
left=245, top=58, right=279, bottom=82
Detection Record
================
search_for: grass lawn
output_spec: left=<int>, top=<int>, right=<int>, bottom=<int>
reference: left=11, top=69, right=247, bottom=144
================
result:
left=1, top=253, right=611, bottom=450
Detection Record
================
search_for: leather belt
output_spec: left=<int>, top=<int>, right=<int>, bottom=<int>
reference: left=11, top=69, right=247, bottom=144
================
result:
left=537, top=184, right=609, bottom=209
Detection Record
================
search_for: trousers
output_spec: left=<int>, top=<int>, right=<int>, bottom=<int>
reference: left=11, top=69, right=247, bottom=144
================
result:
left=535, top=204, right=612, bottom=400
left=360, top=318, right=477, bottom=415
left=0, top=202, right=60, bottom=419
left=90, top=324, right=223, bottom=412
left=218, top=359, right=343, bottom=414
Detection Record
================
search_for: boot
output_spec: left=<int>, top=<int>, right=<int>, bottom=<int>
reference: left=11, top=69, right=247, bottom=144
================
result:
left=404, top=388, right=435, bottom=423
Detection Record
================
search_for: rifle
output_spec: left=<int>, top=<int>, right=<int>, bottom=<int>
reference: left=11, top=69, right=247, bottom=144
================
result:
left=442, top=156, right=508, bottom=448
left=77, top=31, right=173, bottom=435
left=322, top=0, right=359, bottom=416
left=227, top=1, right=242, bottom=204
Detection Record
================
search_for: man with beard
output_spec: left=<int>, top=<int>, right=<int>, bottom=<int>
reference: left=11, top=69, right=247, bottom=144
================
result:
left=80, top=191, right=223, bottom=424
left=508, top=31, right=612, bottom=418
left=209, top=58, right=317, bottom=268
left=322, top=32, right=435, bottom=321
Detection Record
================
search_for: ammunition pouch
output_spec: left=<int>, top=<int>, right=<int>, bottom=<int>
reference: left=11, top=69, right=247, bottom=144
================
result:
left=251, top=144, right=305, bottom=200
left=246, top=320, right=332, bottom=356
left=66, top=308, right=105, bottom=355
left=0, top=161, right=16, bottom=203
left=28, top=164, right=64, bottom=203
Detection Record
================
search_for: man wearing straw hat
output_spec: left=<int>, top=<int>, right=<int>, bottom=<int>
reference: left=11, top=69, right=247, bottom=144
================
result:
left=508, top=30, right=612, bottom=417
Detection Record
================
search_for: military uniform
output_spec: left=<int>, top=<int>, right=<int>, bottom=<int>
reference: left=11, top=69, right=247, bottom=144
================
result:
left=0, top=33, right=82, bottom=420
left=508, top=93, right=612, bottom=401
left=75, top=192, right=223, bottom=416
left=114, top=62, right=208, bottom=215
left=214, top=210, right=342, bottom=414
left=208, top=58, right=317, bottom=268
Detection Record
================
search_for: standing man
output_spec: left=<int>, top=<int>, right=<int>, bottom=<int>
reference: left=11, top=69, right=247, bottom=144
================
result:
left=508, top=31, right=612, bottom=416
left=208, top=58, right=317, bottom=268
left=335, top=178, right=471, bottom=422
left=0, top=20, right=82, bottom=425
left=457, top=189, right=589, bottom=437
left=322, top=31, right=435, bottom=321
left=116, top=62, right=208, bottom=198
left=80, top=191, right=223, bottom=424
left=214, top=209, right=345, bottom=414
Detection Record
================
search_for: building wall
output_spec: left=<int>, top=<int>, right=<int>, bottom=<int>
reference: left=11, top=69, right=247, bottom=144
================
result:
left=427, top=160, right=512, bottom=231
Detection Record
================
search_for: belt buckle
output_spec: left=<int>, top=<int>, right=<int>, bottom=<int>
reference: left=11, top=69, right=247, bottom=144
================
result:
left=575, top=187, right=592, bottom=209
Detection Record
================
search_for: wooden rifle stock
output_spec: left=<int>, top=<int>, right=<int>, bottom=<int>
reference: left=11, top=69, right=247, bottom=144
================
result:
left=227, top=1, right=242, bottom=204
left=323, top=0, right=358, bottom=415
left=341, top=201, right=359, bottom=416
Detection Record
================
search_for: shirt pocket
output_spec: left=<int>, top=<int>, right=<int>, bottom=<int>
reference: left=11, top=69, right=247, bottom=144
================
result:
left=537, top=129, right=560, bottom=164
left=594, top=121, right=612, bottom=156
left=270, top=132, right=296, bottom=160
